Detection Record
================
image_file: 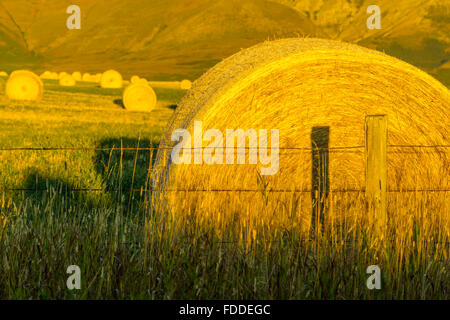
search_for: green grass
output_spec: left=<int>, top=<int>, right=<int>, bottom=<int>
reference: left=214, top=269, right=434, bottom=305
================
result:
left=0, top=77, right=448, bottom=300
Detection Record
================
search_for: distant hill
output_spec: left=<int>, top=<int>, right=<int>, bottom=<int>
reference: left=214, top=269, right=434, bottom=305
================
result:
left=273, top=0, right=450, bottom=85
left=0, top=0, right=448, bottom=85
left=0, top=3, right=29, bottom=58
left=0, top=0, right=323, bottom=79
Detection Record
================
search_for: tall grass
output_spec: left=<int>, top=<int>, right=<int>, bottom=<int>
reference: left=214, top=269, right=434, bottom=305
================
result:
left=0, top=148, right=448, bottom=299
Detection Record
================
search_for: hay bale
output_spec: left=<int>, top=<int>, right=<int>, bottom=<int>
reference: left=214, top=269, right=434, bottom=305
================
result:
left=148, top=81, right=181, bottom=89
left=82, top=73, right=91, bottom=82
left=137, top=78, right=148, bottom=85
left=152, top=38, right=449, bottom=228
left=122, top=83, right=157, bottom=112
left=94, top=73, right=102, bottom=82
left=5, top=70, right=43, bottom=101
left=58, top=72, right=69, bottom=80
left=40, top=71, right=52, bottom=79
left=0, top=71, right=8, bottom=77
left=100, top=69, right=123, bottom=88
left=41, top=71, right=59, bottom=80
left=59, top=74, right=76, bottom=86
left=72, top=71, right=82, bottom=81
left=131, top=75, right=140, bottom=84
left=180, top=79, right=192, bottom=90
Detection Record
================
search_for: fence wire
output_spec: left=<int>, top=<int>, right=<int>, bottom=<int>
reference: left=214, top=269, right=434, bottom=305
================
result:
left=0, top=144, right=448, bottom=194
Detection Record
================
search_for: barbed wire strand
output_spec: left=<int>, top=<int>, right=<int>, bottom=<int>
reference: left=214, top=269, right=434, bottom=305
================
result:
left=0, top=145, right=448, bottom=151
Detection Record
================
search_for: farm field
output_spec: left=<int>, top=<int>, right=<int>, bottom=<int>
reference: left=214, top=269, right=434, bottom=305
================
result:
left=0, top=72, right=448, bottom=299
left=0, top=0, right=449, bottom=301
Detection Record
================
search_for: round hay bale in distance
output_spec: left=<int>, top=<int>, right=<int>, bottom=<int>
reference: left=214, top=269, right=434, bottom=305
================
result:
left=152, top=38, right=450, bottom=231
left=94, top=73, right=102, bottom=82
left=59, top=74, right=76, bottom=86
left=82, top=73, right=91, bottom=82
left=100, top=69, right=123, bottom=88
left=58, top=72, right=69, bottom=80
left=180, top=79, right=192, bottom=90
left=131, top=75, right=140, bottom=84
left=122, top=83, right=157, bottom=112
left=72, top=71, right=82, bottom=81
left=5, top=70, right=43, bottom=101
left=40, top=71, right=52, bottom=79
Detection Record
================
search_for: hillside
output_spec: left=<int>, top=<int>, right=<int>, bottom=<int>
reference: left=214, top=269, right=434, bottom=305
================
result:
left=0, top=0, right=448, bottom=85
left=0, top=2, right=29, bottom=59
left=273, top=0, right=450, bottom=85
left=0, top=0, right=323, bottom=79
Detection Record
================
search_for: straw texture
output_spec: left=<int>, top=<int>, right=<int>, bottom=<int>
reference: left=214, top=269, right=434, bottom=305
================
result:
left=5, top=70, right=43, bottom=101
left=152, top=38, right=449, bottom=223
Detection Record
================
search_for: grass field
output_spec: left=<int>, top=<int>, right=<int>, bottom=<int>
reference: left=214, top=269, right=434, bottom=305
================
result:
left=0, top=74, right=448, bottom=299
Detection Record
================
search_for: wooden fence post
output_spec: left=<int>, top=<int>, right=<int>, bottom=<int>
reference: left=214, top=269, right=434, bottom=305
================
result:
left=310, top=126, right=330, bottom=237
left=365, top=115, right=387, bottom=234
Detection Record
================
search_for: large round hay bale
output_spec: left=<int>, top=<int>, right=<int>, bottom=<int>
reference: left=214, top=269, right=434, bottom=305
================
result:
left=122, top=83, right=157, bottom=112
left=180, top=79, right=192, bottom=90
left=152, top=38, right=449, bottom=230
left=100, top=69, right=123, bottom=88
left=72, top=71, right=82, bottom=81
left=59, top=74, right=76, bottom=86
left=0, top=71, right=8, bottom=77
left=5, top=70, right=43, bottom=101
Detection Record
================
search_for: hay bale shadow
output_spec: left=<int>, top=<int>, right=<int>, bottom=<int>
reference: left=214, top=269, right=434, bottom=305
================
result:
left=94, top=137, right=159, bottom=205
left=113, top=99, right=125, bottom=109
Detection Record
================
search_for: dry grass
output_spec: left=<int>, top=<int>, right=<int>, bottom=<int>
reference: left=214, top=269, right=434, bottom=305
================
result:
left=153, top=38, right=449, bottom=244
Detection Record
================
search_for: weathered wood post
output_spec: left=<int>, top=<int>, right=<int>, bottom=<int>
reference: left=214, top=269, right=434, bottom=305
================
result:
left=365, top=115, right=387, bottom=235
left=311, top=126, right=330, bottom=237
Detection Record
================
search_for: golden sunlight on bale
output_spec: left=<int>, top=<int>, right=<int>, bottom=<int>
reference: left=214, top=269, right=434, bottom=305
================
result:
left=5, top=70, right=43, bottom=101
left=180, top=79, right=192, bottom=90
left=59, top=74, right=76, bottom=86
left=0, top=71, right=8, bottom=77
left=122, top=83, right=157, bottom=112
left=152, top=38, right=449, bottom=232
left=72, top=72, right=82, bottom=81
left=100, top=69, right=123, bottom=88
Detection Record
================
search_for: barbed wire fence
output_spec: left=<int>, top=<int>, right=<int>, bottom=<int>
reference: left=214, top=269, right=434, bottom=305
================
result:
left=0, top=144, right=448, bottom=193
